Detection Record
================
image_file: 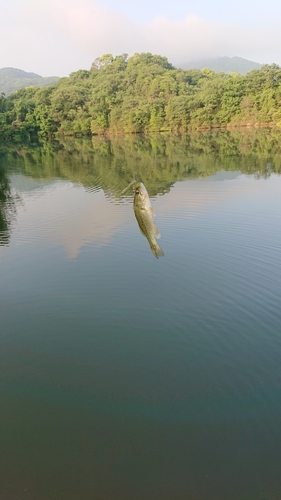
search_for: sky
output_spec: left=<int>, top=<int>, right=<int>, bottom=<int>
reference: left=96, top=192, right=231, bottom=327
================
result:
left=1, top=0, right=281, bottom=76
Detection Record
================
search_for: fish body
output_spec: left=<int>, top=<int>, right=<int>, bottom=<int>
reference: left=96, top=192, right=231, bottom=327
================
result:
left=133, top=182, right=164, bottom=258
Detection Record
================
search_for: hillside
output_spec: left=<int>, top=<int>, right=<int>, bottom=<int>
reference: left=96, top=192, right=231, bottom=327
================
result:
left=0, top=53, right=281, bottom=142
left=181, top=56, right=262, bottom=75
left=0, top=67, right=60, bottom=96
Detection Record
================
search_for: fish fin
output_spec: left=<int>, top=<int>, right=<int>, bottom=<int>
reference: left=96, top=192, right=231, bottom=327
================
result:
left=150, top=243, right=164, bottom=259
left=154, top=224, right=161, bottom=239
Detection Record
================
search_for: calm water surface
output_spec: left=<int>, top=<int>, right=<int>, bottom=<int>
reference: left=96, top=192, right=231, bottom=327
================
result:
left=1, top=131, right=281, bottom=499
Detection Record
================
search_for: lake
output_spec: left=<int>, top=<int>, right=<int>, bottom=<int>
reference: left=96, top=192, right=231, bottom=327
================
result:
left=1, top=130, right=281, bottom=500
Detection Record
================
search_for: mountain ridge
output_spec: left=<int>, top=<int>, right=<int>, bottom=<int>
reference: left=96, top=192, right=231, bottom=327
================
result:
left=0, top=67, right=60, bottom=96
left=180, top=56, right=262, bottom=75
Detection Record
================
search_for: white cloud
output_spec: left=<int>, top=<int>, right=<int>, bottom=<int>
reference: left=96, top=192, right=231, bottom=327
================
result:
left=0, top=0, right=281, bottom=76
left=45, top=0, right=143, bottom=55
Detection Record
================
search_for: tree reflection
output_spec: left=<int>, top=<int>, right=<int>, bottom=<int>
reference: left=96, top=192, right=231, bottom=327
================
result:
left=0, top=167, right=17, bottom=245
left=1, top=129, right=281, bottom=203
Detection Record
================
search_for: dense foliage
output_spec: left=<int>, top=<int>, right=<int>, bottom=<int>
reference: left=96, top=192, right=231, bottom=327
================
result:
left=1, top=53, right=281, bottom=141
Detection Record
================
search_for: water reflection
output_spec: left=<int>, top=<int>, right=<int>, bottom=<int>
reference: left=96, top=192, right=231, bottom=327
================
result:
left=0, top=128, right=281, bottom=255
left=0, top=167, right=17, bottom=246
left=1, top=131, right=281, bottom=499
left=0, top=128, right=281, bottom=200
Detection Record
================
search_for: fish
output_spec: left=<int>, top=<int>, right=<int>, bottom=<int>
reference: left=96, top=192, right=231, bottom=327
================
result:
left=133, top=182, right=164, bottom=258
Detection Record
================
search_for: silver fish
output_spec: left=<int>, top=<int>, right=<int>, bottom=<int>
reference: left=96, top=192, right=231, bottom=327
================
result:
left=133, top=182, right=164, bottom=258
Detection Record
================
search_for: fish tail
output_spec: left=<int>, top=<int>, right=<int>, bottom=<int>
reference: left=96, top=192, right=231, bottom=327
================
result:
left=150, top=243, right=164, bottom=259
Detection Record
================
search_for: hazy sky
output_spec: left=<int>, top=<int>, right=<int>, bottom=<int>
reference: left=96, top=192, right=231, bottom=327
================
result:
left=1, top=0, right=281, bottom=76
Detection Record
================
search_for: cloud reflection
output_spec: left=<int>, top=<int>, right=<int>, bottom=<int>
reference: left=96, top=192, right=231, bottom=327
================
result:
left=11, top=181, right=133, bottom=260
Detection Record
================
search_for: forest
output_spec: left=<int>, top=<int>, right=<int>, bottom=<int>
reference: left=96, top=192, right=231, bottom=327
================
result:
left=1, top=52, right=281, bottom=142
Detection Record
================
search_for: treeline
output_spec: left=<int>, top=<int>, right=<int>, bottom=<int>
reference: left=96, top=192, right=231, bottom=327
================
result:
left=1, top=53, right=281, bottom=141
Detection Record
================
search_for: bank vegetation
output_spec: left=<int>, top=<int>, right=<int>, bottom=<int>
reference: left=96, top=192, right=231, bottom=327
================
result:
left=1, top=53, right=281, bottom=141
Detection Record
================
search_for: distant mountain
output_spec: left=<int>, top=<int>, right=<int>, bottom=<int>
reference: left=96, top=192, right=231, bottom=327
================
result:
left=0, top=67, right=60, bottom=96
left=180, top=56, right=262, bottom=75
